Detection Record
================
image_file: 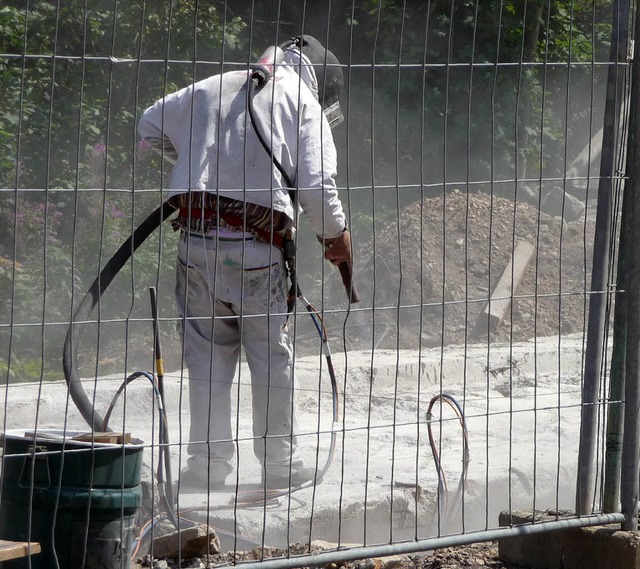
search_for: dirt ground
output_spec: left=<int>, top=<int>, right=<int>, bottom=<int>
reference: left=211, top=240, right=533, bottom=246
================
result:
left=345, top=188, right=596, bottom=352
left=137, top=540, right=527, bottom=568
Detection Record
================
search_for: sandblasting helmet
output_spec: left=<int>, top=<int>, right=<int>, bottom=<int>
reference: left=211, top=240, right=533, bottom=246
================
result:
left=280, top=35, right=344, bottom=128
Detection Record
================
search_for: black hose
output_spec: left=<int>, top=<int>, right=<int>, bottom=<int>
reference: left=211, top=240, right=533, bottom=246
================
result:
left=247, top=75, right=359, bottom=304
left=248, top=78, right=296, bottom=189
left=62, top=202, right=176, bottom=431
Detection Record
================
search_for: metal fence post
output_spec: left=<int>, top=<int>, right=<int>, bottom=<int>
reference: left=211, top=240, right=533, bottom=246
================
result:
left=603, top=192, right=628, bottom=513
left=576, top=0, right=630, bottom=516
left=621, top=1, right=640, bottom=532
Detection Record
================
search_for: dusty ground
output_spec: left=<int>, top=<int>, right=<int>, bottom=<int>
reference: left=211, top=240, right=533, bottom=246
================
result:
left=132, top=189, right=596, bottom=568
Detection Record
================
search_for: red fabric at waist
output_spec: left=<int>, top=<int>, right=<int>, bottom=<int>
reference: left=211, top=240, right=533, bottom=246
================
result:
left=178, top=206, right=284, bottom=249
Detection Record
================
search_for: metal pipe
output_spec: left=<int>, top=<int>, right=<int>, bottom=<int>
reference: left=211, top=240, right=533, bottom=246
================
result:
left=232, top=514, right=624, bottom=569
left=621, top=2, right=640, bottom=529
left=149, top=286, right=175, bottom=512
left=576, top=0, right=629, bottom=515
left=603, top=186, right=630, bottom=513
left=621, top=169, right=640, bottom=528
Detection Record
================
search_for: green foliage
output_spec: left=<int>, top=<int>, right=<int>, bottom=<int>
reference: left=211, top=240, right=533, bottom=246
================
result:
left=323, top=0, right=614, bottom=219
left=0, top=0, right=248, bottom=192
left=0, top=0, right=235, bottom=381
left=0, top=355, right=65, bottom=383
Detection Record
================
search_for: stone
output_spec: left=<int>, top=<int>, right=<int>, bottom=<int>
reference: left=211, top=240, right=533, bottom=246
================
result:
left=151, top=524, right=220, bottom=560
left=541, top=185, right=585, bottom=222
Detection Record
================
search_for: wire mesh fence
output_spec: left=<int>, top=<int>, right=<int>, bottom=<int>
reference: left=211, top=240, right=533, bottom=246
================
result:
left=0, top=1, right=634, bottom=568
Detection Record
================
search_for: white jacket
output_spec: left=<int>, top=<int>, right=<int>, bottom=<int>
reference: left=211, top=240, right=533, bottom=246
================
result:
left=137, top=64, right=346, bottom=239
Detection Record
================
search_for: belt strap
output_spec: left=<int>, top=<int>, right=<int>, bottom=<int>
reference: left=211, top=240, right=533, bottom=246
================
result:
left=178, top=207, right=284, bottom=250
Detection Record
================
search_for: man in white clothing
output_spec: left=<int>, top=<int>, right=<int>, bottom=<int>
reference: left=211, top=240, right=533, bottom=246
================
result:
left=138, top=35, right=351, bottom=490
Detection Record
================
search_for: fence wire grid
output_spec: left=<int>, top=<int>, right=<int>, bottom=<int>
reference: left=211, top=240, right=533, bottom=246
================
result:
left=0, top=1, right=637, bottom=568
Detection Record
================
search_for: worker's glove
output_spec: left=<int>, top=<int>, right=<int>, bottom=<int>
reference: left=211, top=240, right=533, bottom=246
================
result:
left=322, top=228, right=352, bottom=266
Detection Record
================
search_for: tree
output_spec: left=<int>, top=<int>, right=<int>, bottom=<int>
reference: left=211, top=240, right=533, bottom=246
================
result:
left=0, top=0, right=246, bottom=380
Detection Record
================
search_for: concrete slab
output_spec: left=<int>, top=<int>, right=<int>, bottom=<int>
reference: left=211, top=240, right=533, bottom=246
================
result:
left=0, top=334, right=590, bottom=550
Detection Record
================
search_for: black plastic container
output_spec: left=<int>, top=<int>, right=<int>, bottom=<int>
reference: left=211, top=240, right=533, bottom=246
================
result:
left=0, top=429, right=144, bottom=569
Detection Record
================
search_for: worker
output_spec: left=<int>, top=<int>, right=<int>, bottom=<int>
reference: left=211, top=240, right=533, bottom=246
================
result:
left=138, top=35, right=351, bottom=490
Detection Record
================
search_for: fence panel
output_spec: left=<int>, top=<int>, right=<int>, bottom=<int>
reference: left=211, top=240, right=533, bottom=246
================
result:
left=0, top=1, right=631, bottom=568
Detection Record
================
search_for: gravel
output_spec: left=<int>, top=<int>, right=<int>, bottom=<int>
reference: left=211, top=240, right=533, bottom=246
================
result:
left=136, top=540, right=530, bottom=568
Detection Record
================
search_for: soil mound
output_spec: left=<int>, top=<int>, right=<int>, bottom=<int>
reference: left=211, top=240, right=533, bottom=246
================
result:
left=353, top=189, right=595, bottom=350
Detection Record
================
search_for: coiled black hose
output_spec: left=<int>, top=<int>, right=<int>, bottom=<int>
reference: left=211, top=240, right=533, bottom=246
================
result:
left=62, top=201, right=176, bottom=431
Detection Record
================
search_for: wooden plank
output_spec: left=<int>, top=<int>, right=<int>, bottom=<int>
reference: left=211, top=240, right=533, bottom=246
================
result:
left=0, top=540, right=41, bottom=561
left=72, top=432, right=132, bottom=444
left=23, top=431, right=63, bottom=440
left=482, top=240, right=535, bottom=331
left=23, top=432, right=131, bottom=444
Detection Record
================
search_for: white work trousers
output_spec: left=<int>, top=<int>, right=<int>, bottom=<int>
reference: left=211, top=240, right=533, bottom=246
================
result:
left=176, top=233, right=302, bottom=478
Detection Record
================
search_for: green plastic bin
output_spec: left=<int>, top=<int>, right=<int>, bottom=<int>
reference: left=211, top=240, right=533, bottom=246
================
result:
left=0, top=429, right=144, bottom=569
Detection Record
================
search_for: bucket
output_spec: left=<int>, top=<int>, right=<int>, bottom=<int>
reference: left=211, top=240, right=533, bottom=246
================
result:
left=0, top=429, right=144, bottom=569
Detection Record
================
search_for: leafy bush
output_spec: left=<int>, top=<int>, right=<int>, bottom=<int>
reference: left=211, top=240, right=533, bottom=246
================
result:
left=0, top=0, right=241, bottom=381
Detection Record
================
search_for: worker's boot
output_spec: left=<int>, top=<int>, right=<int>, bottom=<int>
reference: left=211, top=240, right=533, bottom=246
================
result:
left=180, top=457, right=232, bottom=490
left=263, top=466, right=317, bottom=489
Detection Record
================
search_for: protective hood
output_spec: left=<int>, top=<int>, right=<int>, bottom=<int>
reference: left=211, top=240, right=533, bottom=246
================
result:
left=281, top=35, right=344, bottom=128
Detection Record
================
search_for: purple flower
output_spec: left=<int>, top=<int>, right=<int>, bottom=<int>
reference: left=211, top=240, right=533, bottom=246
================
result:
left=137, top=138, right=152, bottom=153
left=105, top=200, right=125, bottom=219
left=93, top=143, right=107, bottom=156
